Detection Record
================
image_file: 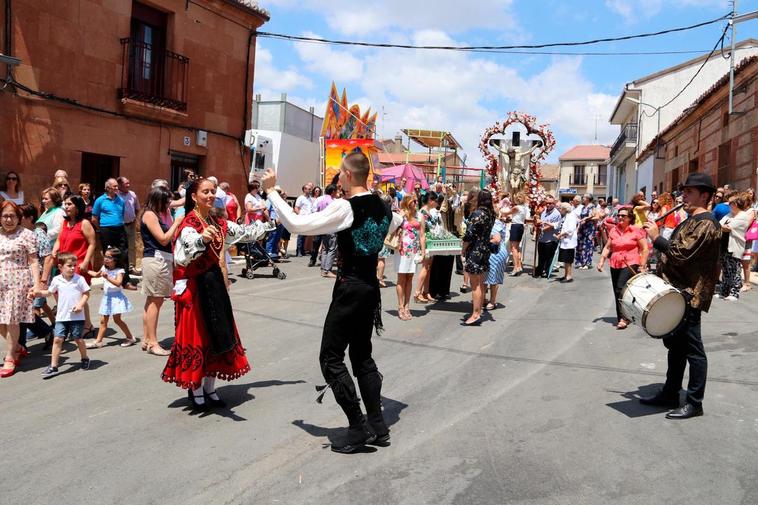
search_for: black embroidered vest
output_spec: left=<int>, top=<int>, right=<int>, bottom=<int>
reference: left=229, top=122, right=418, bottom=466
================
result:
left=336, top=194, right=391, bottom=280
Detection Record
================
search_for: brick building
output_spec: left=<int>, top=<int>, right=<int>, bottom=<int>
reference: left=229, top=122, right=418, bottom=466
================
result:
left=637, top=56, right=758, bottom=193
left=0, top=0, right=269, bottom=202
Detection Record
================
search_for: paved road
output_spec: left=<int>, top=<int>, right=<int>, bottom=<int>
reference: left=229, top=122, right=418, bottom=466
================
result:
left=4, top=252, right=758, bottom=505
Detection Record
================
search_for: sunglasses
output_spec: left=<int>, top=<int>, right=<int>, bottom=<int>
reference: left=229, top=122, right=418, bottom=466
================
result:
left=6, top=176, right=18, bottom=181
left=618, top=214, right=631, bottom=219
left=56, top=184, right=69, bottom=188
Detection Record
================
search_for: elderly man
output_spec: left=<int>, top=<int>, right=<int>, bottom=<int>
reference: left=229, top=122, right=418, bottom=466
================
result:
left=117, top=176, right=140, bottom=275
left=92, top=178, right=132, bottom=288
left=534, top=197, right=562, bottom=278
left=294, top=182, right=314, bottom=256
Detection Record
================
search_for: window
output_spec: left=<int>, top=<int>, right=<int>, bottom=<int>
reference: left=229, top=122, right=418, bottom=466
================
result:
left=129, top=3, right=167, bottom=98
left=717, top=141, right=731, bottom=186
left=597, top=164, right=608, bottom=185
left=689, top=159, right=699, bottom=174
left=671, top=166, right=680, bottom=191
left=573, top=165, right=585, bottom=185
left=81, top=153, right=120, bottom=199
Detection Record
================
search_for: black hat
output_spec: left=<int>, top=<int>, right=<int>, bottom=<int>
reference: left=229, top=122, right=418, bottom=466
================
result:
left=682, top=173, right=716, bottom=192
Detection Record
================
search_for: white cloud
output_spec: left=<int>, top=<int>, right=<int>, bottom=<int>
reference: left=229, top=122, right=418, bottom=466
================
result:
left=262, top=0, right=518, bottom=35
left=253, top=46, right=313, bottom=95
left=292, top=32, right=365, bottom=82
left=606, top=0, right=729, bottom=23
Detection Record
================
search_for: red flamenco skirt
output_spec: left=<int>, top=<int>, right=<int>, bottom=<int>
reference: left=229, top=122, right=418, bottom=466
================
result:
left=161, top=277, right=250, bottom=390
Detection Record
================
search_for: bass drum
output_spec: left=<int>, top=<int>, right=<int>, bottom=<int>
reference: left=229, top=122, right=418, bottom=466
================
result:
left=620, top=273, right=685, bottom=338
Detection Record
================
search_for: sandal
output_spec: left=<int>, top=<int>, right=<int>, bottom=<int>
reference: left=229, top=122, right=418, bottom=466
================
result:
left=0, top=357, right=18, bottom=378
left=85, top=341, right=104, bottom=349
left=413, top=294, right=428, bottom=304
left=120, top=338, right=137, bottom=347
left=146, top=345, right=171, bottom=356
left=459, top=285, right=470, bottom=293
left=485, top=303, right=496, bottom=311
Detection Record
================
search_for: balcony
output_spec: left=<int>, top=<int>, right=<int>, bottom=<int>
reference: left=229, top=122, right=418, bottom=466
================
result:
left=610, top=123, right=637, bottom=162
left=119, top=38, right=189, bottom=118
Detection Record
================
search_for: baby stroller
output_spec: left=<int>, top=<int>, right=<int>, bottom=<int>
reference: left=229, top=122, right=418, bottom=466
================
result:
left=239, top=237, right=287, bottom=280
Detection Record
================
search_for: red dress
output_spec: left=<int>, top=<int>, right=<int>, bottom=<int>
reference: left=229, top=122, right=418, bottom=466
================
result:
left=161, top=212, right=250, bottom=390
left=58, top=220, right=91, bottom=284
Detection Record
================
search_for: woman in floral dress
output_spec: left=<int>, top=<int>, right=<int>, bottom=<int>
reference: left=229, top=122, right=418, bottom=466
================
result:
left=462, top=191, right=495, bottom=326
left=394, top=195, right=425, bottom=321
left=415, top=191, right=440, bottom=303
left=0, top=201, right=41, bottom=378
left=575, top=194, right=598, bottom=269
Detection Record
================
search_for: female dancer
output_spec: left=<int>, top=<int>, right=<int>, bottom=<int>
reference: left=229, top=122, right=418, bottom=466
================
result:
left=161, top=179, right=270, bottom=411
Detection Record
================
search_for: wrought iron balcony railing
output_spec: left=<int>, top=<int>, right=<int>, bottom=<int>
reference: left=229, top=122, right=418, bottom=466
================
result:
left=119, top=37, right=189, bottom=112
left=610, top=123, right=638, bottom=160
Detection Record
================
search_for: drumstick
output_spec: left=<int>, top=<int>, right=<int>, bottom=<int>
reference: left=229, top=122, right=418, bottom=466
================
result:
left=654, top=203, right=684, bottom=224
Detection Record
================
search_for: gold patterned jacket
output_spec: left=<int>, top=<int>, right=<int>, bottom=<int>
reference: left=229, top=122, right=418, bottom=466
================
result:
left=653, top=211, right=722, bottom=312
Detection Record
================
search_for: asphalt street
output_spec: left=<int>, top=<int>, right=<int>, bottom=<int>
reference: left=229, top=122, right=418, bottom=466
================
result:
left=3, top=250, right=758, bottom=505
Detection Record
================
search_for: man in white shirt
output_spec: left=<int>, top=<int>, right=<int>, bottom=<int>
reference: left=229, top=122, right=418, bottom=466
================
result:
left=263, top=154, right=401, bottom=454
left=117, top=177, right=140, bottom=275
left=557, top=202, right=579, bottom=282
left=294, top=182, right=314, bottom=256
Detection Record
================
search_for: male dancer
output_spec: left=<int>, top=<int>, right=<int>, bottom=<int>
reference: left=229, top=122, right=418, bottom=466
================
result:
left=262, top=153, right=401, bottom=453
left=642, top=173, right=721, bottom=419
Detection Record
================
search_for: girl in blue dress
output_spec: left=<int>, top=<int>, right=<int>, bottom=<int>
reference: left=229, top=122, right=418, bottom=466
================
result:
left=485, top=214, right=509, bottom=310
left=86, top=247, right=136, bottom=348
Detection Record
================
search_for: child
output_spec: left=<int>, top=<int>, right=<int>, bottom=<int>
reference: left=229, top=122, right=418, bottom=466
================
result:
left=37, top=253, right=91, bottom=378
left=86, top=247, right=136, bottom=348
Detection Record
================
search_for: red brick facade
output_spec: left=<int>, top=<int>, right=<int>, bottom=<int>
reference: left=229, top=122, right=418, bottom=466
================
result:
left=646, top=57, right=758, bottom=192
left=0, top=0, right=268, bottom=202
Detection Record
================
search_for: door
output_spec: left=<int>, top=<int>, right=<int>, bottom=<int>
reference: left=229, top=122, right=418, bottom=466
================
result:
left=81, top=153, right=120, bottom=199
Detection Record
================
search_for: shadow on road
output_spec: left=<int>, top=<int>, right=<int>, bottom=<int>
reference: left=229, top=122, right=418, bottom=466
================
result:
left=167, top=379, right=307, bottom=421
left=606, top=383, right=675, bottom=418
left=292, top=396, right=408, bottom=450
left=592, top=316, right=617, bottom=326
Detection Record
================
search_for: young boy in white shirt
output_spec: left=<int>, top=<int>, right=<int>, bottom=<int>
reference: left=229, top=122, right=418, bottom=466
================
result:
left=36, top=253, right=91, bottom=378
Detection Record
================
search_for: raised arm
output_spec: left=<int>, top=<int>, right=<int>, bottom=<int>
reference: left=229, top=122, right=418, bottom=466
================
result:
left=267, top=190, right=353, bottom=235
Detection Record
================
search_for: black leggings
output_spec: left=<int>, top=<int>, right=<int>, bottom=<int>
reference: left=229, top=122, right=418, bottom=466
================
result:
left=610, top=265, right=638, bottom=322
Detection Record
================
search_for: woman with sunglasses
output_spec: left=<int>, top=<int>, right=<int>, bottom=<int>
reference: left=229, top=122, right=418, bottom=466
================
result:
left=0, top=172, right=24, bottom=205
left=53, top=176, right=71, bottom=200
left=597, top=206, right=649, bottom=330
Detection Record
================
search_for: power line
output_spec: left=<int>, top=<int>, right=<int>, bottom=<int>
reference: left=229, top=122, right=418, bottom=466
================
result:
left=641, top=21, right=731, bottom=117
left=255, top=14, right=730, bottom=52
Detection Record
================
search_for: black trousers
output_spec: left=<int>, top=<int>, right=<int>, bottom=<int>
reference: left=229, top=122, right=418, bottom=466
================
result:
left=535, top=241, right=558, bottom=277
left=662, top=308, right=707, bottom=407
left=429, top=255, right=454, bottom=298
left=99, top=225, right=131, bottom=285
left=320, top=276, right=387, bottom=435
left=610, top=265, right=638, bottom=321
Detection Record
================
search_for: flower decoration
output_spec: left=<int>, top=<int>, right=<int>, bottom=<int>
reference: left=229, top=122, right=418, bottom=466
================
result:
left=479, top=111, right=556, bottom=210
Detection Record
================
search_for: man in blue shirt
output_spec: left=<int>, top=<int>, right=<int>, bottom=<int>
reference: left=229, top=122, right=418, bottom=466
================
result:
left=92, top=178, right=132, bottom=287
left=534, top=196, right=562, bottom=278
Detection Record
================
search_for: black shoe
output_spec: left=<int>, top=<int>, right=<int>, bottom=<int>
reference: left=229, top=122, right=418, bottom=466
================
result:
left=204, top=391, right=227, bottom=408
left=331, top=424, right=376, bottom=454
left=666, top=403, right=703, bottom=419
left=308, top=261, right=316, bottom=267
left=187, top=389, right=210, bottom=412
left=639, top=393, right=680, bottom=409
left=367, top=433, right=391, bottom=447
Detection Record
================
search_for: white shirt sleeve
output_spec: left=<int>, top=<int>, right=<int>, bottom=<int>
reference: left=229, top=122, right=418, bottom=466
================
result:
left=174, top=227, right=205, bottom=267
left=48, top=210, right=64, bottom=241
left=389, top=212, right=403, bottom=234
left=268, top=191, right=353, bottom=235
left=225, top=220, right=274, bottom=245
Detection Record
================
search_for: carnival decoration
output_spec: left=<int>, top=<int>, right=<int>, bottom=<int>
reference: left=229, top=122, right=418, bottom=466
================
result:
left=321, top=82, right=378, bottom=140
left=478, top=111, right=556, bottom=206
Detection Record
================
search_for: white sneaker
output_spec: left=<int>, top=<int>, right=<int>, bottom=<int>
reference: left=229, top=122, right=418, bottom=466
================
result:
left=725, top=295, right=739, bottom=301
left=714, top=294, right=722, bottom=299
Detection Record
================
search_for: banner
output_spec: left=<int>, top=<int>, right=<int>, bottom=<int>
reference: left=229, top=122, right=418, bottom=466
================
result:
left=323, top=139, right=378, bottom=187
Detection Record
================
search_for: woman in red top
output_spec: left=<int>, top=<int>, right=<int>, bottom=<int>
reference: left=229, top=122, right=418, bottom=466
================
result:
left=596, top=206, right=649, bottom=329
left=49, top=195, right=97, bottom=333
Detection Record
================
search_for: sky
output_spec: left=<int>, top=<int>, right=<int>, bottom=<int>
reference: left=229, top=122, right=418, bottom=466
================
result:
left=252, top=0, right=758, bottom=166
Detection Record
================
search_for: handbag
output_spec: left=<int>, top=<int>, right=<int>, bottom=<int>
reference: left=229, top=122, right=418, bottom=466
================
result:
left=383, top=227, right=401, bottom=250
left=746, top=219, right=758, bottom=241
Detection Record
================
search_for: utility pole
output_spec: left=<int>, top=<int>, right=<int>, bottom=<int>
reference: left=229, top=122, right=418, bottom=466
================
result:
left=728, top=3, right=758, bottom=114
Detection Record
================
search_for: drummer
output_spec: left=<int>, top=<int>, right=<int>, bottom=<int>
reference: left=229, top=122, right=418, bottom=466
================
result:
left=641, top=173, right=721, bottom=419
left=596, top=206, right=648, bottom=329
